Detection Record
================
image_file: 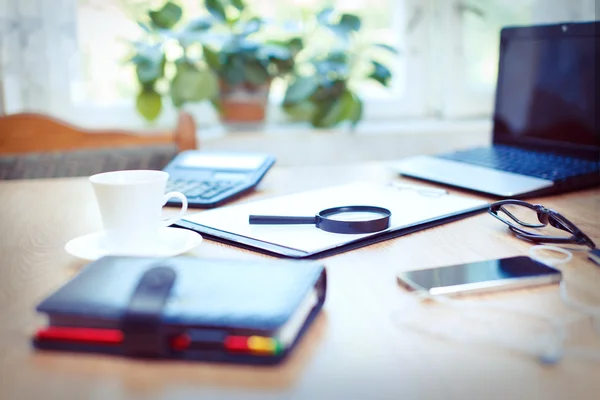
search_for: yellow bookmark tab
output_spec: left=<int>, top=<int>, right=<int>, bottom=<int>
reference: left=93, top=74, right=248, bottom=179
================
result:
left=248, top=336, right=277, bottom=354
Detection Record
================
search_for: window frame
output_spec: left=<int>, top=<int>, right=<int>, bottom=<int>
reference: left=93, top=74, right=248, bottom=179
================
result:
left=436, top=0, right=498, bottom=119
left=63, top=0, right=434, bottom=130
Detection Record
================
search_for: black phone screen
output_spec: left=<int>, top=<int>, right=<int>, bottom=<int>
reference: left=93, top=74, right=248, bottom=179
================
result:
left=400, top=256, right=561, bottom=292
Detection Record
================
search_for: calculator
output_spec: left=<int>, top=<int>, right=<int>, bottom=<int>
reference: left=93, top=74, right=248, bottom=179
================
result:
left=163, top=150, right=276, bottom=208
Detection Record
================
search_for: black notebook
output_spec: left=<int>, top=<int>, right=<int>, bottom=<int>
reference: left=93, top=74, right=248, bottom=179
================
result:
left=33, top=256, right=326, bottom=365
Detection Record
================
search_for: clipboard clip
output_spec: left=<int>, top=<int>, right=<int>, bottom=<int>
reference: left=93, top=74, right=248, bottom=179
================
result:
left=389, top=181, right=448, bottom=197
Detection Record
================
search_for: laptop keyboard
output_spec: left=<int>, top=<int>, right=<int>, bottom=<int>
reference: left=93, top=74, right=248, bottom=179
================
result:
left=436, top=145, right=600, bottom=181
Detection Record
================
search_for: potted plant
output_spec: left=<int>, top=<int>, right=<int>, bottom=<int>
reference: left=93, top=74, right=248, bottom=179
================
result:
left=281, top=7, right=398, bottom=129
left=129, top=0, right=300, bottom=124
left=199, top=0, right=301, bottom=123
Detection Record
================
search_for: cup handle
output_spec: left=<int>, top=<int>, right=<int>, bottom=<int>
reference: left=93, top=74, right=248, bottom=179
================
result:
left=161, top=191, right=188, bottom=227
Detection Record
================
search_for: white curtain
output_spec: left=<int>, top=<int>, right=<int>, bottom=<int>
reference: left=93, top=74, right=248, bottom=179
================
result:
left=0, top=0, right=78, bottom=115
left=532, top=0, right=597, bottom=23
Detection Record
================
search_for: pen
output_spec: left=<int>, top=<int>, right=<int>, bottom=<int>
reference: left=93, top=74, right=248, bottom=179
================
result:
left=390, top=181, right=448, bottom=196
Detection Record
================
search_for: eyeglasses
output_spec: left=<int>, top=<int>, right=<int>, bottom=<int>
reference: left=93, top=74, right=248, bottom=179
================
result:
left=488, top=199, right=596, bottom=249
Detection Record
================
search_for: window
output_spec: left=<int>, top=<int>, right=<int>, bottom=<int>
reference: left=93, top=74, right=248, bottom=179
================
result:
left=439, top=0, right=539, bottom=118
left=1, top=0, right=595, bottom=130
left=74, top=0, right=414, bottom=128
left=439, top=0, right=595, bottom=118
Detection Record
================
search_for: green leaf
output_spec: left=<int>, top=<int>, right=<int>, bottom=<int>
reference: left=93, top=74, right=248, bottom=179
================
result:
left=177, top=17, right=214, bottom=46
left=308, top=89, right=362, bottom=129
left=241, top=17, right=262, bottom=36
left=373, top=43, right=399, bottom=54
left=318, top=89, right=355, bottom=128
left=185, top=16, right=213, bottom=32
left=170, top=62, right=219, bottom=107
left=136, top=88, right=162, bottom=121
left=369, top=61, right=392, bottom=86
left=283, top=76, right=319, bottom=105
left=339, top=14, right=361, bottom=32
left=313, top=57, right=348, bottom=79
left=258, top=44, right=291, bottom=61
left=327, top=52, right=348, bottom=63
left=282, top=100, right=316, bottom=122
left=222, top=56, right=246, bottom=86
left=310, top=100, right=335, bottom=128
left=203, top=46, right=221, bottom=71
left=244, top=62, right=269, bottom=86
left=323, top=13, right=361, bottom=40
left=149, top=1, right=182, bottom=29
left=137, top=21, right=151, bottom=33
left=316, top=7, right=334, bottom=25
left=348, top=92, right=363, bottom=129
left=205, top=0, right=227, bottom=22
left=271, top=58, right=294, bottom=76
left=236, top=39, right=259, bottom=55
left=230, top=0, right=245, bottom=11
left=286, top=37, right=303, bottom=56
left=135, top=53, right=165, bottom=84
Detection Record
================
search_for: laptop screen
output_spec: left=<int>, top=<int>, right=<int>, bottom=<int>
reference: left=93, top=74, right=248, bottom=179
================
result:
left=493, top=21, right=599, bottom=156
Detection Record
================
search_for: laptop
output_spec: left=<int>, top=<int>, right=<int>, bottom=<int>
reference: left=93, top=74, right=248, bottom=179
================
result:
left=391, top=21, right=600, bottom=198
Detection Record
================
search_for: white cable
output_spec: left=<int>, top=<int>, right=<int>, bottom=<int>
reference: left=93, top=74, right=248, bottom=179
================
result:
left=408, top=289, right=568, bottom=363
left=558, top=280, right=600, bottom=361
left=393, top=249, right=600, bottom=365
left=559, top=280, right=600, bottom=334
left=528, top=245, right=573, bottom=266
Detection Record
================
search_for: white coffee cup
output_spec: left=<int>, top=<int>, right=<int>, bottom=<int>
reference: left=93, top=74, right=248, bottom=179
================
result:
left=89, top=170, right=188, bottom=254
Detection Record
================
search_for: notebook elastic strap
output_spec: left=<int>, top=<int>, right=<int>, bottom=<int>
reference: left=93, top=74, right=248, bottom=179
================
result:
left=121, top=266, right=177, bottom=358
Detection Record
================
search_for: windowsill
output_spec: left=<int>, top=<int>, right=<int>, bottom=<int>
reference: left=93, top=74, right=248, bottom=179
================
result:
left=199, top=118, right=493, bottom=166
left=55, top=100, right=493, bottom=144
left=200, top=118, right=493, bottom=141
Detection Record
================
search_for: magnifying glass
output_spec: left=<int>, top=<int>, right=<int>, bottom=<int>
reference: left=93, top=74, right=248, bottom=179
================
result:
left=249, top=205, right=392, bottom=234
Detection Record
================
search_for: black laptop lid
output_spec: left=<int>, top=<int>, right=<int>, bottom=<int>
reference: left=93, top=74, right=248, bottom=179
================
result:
left=492, top=21, right=599, bottom=159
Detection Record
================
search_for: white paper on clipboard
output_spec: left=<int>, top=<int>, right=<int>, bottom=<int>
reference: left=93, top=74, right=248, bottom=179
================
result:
left=181, top=181, right=489, bottom=254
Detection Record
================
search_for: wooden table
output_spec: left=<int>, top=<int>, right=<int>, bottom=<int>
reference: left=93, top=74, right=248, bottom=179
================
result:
left=1, top=162, right=599, bottom=400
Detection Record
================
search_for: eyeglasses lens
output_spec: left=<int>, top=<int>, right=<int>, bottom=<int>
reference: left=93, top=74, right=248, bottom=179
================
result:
left=496, top=204, right=542, bottom=226
left=496, top=204, right=573, bottom=238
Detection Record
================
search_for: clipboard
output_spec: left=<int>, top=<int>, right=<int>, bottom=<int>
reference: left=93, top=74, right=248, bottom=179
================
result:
left=175, top=182, right=490, bottom=259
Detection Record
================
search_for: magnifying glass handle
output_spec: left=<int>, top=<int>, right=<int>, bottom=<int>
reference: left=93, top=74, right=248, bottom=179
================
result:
left=249, top=215, right=317, bottom=225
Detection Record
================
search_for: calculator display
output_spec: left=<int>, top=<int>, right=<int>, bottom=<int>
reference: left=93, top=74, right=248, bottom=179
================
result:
left=179, top=154, right=267, bottom=170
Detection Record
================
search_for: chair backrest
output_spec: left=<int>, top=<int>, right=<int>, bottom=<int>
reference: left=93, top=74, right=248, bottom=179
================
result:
left=0, top=112, right=198, bottom=154
left=0, top=112, right=199, bottom=180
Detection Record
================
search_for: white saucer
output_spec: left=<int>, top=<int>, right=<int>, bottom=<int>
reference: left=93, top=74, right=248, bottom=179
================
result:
left=65, top=227, right=203, bottom=261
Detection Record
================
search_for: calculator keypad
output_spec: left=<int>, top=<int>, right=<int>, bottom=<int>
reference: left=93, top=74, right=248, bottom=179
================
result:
left=166, top=179, right=244, bottom=202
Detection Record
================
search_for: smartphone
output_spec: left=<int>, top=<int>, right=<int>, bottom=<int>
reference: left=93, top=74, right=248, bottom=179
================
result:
left=397, top=256, right=562, bottom=296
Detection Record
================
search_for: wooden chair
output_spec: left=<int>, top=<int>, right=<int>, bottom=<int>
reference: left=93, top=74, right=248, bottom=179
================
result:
left=0, top=112, right=199, bottom=179
left=0, top=112, right=197, bottom=154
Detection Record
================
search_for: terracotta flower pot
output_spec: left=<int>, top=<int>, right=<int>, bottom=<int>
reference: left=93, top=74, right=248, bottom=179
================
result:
left=218, top=81, right=270, bottom=124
